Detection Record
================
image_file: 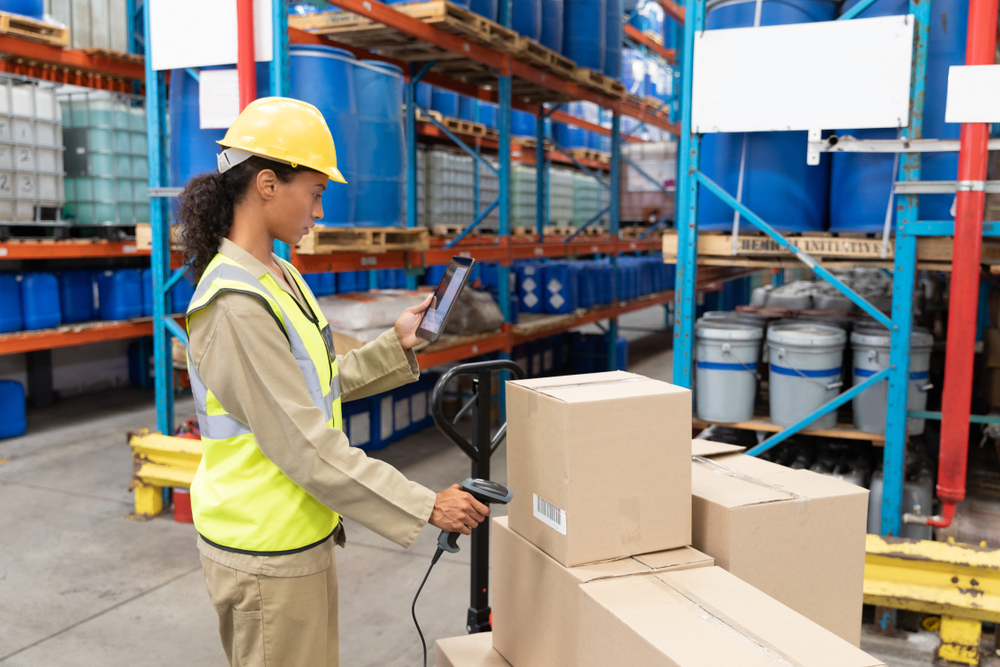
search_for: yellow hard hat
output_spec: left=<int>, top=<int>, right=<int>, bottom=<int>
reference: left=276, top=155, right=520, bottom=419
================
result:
left=217, top=97, right=347, bottom=184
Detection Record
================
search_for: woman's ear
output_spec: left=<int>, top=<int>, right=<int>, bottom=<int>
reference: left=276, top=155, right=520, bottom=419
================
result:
left=256, top=169, right=278, bottom=201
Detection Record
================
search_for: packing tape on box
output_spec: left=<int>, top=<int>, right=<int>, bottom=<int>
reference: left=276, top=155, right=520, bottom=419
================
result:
left=692, top=456, right=809, bottom=504
left=522, top=377, right=650, bottom=392
left=652, top=576, right=806, bottom=667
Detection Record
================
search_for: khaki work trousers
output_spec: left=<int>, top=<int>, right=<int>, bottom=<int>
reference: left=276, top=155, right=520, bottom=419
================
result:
left=201, top=552, right=339, bottom=667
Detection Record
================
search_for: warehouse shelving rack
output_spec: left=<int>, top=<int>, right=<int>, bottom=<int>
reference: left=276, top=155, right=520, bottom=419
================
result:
left=141, top=0, right=720, bottom=436
left=670, top=0, right=1000, bottom=538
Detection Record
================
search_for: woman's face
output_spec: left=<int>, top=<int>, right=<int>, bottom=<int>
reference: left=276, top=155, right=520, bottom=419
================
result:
left=262, top=170, right=328, bottom=245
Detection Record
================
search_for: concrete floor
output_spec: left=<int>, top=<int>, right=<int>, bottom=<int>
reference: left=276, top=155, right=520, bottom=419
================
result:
left=0, top=306, right=958, bottom=666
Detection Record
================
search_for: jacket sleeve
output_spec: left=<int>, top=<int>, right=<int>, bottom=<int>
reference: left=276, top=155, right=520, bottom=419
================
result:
left=336, top=328, right=421, bottom=403
left=190, top=296, right=436, bottom=549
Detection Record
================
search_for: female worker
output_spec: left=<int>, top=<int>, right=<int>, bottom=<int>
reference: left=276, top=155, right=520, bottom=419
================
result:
left=177, top=97, right=489, bottom=667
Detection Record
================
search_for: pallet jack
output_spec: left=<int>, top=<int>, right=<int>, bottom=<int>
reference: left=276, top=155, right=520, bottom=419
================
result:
left=411, top=359, right=525, bottom=667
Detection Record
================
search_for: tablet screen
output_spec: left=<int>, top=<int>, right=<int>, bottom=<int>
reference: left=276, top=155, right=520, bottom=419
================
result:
left=420, top=264, right=470, bottom=335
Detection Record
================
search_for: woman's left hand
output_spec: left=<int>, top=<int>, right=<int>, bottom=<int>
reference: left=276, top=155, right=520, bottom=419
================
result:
left=395, top=294, right=434, bottom=350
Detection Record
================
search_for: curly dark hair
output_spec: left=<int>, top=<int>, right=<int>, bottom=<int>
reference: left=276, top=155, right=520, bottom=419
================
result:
left=176, top=156, right=312, bottom=281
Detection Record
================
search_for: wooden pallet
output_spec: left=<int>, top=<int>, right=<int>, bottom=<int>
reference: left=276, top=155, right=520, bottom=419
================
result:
left=544, top=225, right=574, bottom=237
left=415, top=107, right=494, bottom=139
left=135, top=223, right=184, bottom=251
left=513, top=36, right=576, bottom=77
left=624, top=93, right=645, bottom=107
left=80, top=48, right=144, bottom=65
left=296, top=226, right=430, bottom=254
left=661, top=230, right=1000, bottom=271
left=621, top=226, right=662, bottom=240
left=0, top=11, right=69, bottom=47
left=573, top=68, right=626, bottom=98
left=642, top=30, right=664, bottom=46
left=290, top=1, right=518, bottom=59
left=430, top=224, right=488, bottom=237
left=565, top=148, right=609, bottom=163
left=643, top=96, right=667, bottom=111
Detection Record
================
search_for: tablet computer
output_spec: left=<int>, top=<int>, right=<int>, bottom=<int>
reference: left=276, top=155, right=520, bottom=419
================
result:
left=417, top=257, right=476, bottom=343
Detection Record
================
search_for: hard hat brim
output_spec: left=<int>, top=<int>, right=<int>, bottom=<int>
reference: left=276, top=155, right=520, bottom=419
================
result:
left=216, top=141, right=348, bottom=184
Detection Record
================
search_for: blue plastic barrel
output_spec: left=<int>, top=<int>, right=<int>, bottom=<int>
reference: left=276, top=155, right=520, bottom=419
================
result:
left=169, top=64, right=270, bottom=189
left=97, top=270, right=142, bottom=321
left=604, top=0, right=622, bottom=78
left=291, top=45, right=359, bottom=226
left=830, top=0, right=966, bottom=230
left=59, top=270, right=94, bottom=324
left=542, top=263, right=578, bottom=314
left=171, top=274, right=196, bottom=314
left=338, top=271, right=359, bottom=293
left=662, top=15, right=678, bottom=48
left=0, top=0, right=43, bottom=20
left=425, top=264, right=448, bottom=286
left=304, top=273, right=322, bottom=296
left=0, top=274, right=22, bottom=333
left=354, top=60, right=405, bottom=226
left=458, top=96, right=478, bottom=122
left=141, top=269, right=153, bottom=317
left=477, top=102, right=498, bottom=129
left=512, top=110, right=537, bottom=137
left=431, top=88, right=459, bottom=117
left=0, top=380, right=26, bottom=440
left=21, top=273, right=60, bottom=330
left=621, top=49, right=645, bottom=96
left=563, top=0, right=606, bottom=70
left=513, top=0, right=542, bottom=39
left=541, top=0, right=564, bottom=51
left=515, top=262, right=544, bottom=313
left=320, top=273, right=336, bottom=295
left=471, top=0, right=498, bottom=20
left=416, top=82, right=433, bottom=109
left=698, top=0, right=836, bottom=232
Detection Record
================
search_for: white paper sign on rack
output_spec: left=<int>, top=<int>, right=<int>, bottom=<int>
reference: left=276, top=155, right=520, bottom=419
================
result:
left=692, top=15, right=914, bottom=134
left=149, top=0, right=273, bottom=72
left=945, top=65, right=1000, bottom=123
left=199, top=69, right=241, bottom=129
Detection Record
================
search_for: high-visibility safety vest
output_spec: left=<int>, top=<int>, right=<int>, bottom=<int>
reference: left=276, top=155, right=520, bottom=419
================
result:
left=186, top=252, right=342, bottom=554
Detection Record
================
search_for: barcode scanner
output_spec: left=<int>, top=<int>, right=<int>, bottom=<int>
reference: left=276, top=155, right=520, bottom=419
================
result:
left=437, top=478, right=513, bottom=554
left=413, top=478, right=513, bottom=667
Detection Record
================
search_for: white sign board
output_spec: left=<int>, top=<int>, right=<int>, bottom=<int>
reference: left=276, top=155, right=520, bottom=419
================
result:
left=945, top=65, right=1000, bottom=123
left=149, top=0, right=273, bottom=72
left=692, top=16, right=914, bottom=133
left=199, top=69, right=241, bottom=129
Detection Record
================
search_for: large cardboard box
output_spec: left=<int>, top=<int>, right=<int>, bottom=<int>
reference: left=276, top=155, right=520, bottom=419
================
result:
left=506, top=371, right=692, bottom=566
left=578, top=566, right=886, bottom=667
left=436, top=633, right=510, bottom=667
left=492, top=516, right=712, bottom=667
left=691, top=439, right=869, bottom=645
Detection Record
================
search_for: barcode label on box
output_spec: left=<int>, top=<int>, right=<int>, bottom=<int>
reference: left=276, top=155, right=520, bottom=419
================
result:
left=533, top=493, right=567, bottom=535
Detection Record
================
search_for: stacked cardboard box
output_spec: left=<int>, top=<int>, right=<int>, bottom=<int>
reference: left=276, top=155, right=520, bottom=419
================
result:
left=439, top=371, right=882, bottom=666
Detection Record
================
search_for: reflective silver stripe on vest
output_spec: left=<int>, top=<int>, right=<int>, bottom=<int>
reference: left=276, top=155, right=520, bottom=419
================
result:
left=187, top=260, right=340, bottom=428
left=187, top=355, right=253, bottom=439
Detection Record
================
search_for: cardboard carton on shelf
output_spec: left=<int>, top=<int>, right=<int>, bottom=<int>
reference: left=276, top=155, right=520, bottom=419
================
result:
left=491, top=516, right=712, bottom=667
left=436, top=632, right=510, bottom=667
left=578, top=566, right=886, bottom=667
left=506, top=371, right=692, bottom=567
left=690, top=439, right=869, bottom=645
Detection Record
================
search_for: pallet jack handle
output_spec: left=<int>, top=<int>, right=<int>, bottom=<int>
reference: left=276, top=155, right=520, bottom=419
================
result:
left=429, top=359, right=525, bottom=633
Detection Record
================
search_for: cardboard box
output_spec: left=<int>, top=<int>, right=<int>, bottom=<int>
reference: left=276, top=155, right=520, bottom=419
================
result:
left=436, top=633, right=510, bottom=667
left=578, top=566, right=886, bottom=667
left=506, top=371, right=692, bottom=566
left=492, top=516, right=712, bottom=667
left=691, top=439, right=869, bottom=645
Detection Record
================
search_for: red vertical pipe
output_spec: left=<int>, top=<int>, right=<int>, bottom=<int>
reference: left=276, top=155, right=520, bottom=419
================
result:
left=236, top=0, right=256, bottom=111
left=929, top=0, right=999, bottom=528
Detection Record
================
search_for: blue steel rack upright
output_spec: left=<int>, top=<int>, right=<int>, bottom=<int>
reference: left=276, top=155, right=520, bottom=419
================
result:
left=670, top=0, right=1000, bottom=537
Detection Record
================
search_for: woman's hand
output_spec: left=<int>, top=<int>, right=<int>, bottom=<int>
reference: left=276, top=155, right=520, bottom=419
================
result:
left=428, top=484, right=490, bottom=535
left=395, top=294, right=434, bottom=350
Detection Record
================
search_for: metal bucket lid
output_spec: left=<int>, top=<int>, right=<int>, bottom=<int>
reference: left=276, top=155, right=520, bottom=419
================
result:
left=289, top=44, right=357, bottom=61
left=767, top=322, right=847, bottom=347
left=850, top=327, right=934, bottom=349
left=696, top=320, right=764, bottom=341
left=702, top=310, right=767, bottom=326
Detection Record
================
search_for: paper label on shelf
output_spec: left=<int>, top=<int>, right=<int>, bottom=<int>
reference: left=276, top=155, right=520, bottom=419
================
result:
left=149, top=0, right=273, bottom=71
left=533, top=493, right=567, bottom=535
left=199, top=69, right=240, bottom=130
